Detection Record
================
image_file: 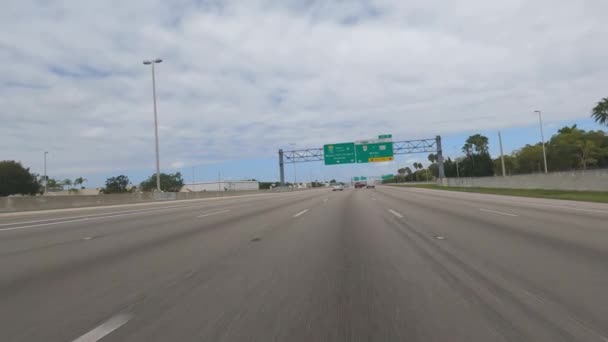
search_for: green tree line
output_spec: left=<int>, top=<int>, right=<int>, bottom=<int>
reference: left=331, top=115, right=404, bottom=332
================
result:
left=495, top=125, right=608, bottom=175
left=385, top=125, right=608, bottom=183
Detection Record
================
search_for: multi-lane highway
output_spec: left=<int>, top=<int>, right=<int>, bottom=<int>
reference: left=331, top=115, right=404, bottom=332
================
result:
left=1, top=186, right=607, bottom=341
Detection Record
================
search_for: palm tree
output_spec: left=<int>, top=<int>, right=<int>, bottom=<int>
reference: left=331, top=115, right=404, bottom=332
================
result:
left=74, top=177, right=87, bottom=189
left=47, top=178, right=59, bottom=191
left=592, top=97, right=608, bottom=126
left=62, top=179, right=72, bottom=190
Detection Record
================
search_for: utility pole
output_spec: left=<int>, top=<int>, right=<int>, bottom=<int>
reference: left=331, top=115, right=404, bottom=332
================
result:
left=498, top=131, right=506, bottom=177
left=534, top=110, right=548, bottom=174
left=453, top=146, right=460, bottom=178
left=309, top=168, right=312, bottom=187
left=43, top=151, right=48, bottom=194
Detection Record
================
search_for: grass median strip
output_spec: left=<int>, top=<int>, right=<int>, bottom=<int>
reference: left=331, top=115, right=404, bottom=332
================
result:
left=389, top=184, right=608, bottom=203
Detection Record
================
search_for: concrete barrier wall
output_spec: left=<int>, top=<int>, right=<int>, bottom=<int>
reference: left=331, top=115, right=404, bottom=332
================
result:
left=437, top=169, right=608, bottom=191
left=0, top=189, right=294, bottom=213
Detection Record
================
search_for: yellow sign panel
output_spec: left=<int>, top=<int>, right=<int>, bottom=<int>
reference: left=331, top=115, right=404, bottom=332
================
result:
left=368, top=156, right=394, bottom=163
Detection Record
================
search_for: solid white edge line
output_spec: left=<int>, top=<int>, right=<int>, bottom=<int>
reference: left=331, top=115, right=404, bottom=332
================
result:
left=72, top=313, right=132, bottom=342
left=388, top=209, right=404, bottom=218
left=479, top=208, right=519, bottom=217
left=293, top=209, right=309, bottom=218
left=197, top=210, right=231, bottom=218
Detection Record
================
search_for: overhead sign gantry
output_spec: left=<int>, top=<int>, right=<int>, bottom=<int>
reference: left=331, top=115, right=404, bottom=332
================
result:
left=279, top=135, right=445, bottom=186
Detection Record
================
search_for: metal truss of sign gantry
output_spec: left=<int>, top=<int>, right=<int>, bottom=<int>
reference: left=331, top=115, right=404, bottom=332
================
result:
left=278, top=136, right=445, bottom=186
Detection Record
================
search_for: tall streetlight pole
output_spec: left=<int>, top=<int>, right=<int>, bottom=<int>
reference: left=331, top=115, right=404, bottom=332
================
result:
left=43, top=151, right=48, bottom=194
left=143, top=58, right=163, bottom=192
left=534, top=110, right=548, bottom=174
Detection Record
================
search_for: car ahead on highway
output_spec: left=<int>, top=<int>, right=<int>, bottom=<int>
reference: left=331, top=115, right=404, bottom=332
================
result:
left=332, top=185, right=344, bottom=191
left=366, top=181, right=375, bottom=189
left=354, top=182, right=366, bottom=188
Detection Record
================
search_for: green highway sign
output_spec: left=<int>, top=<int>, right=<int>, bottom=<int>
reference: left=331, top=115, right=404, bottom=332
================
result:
left=378, top=134, right=392, bottom=139
left=353, top=177, right=360, bottom=181
left=355, top=140, right=394, bottom=163
left=324, top=142, right=356, bottom=165
left=361, top=176, right=367, bottom=180
left=382, top=174, right=394, bottom=180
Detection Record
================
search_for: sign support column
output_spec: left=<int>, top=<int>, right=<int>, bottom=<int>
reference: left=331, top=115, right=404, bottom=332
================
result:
left=436, top=135, right=445, bottom=179
left=279, top=149, right=285, bottom=186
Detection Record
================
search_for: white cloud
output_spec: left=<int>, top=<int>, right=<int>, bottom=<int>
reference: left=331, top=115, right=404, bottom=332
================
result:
left=79, top=127, right=105, bottom=138
left=170, top=161, right=185, bottom=169
left=1, top=0, right=607, bottom=179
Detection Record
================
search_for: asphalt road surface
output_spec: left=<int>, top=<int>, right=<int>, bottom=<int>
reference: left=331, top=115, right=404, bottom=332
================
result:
left=1, top=186, right=607, bottom=342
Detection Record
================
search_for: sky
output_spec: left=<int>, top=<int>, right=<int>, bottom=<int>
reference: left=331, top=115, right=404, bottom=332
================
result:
left=1, top=0, right=607, bottom=187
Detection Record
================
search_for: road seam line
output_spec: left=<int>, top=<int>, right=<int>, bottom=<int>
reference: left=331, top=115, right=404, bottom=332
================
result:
left=72, top=313, right=132, bottom=342
left=0, top=189, right=320, bottom=218
left=197, top=210, right=231, bottom=218
left=388, top=209, right=404, bottom=218
left=479, top=208, right=519, bottom=217
left=293, top=209, right=309, bottom=218
left=390, top=187, right=608, bottom=214
left=0, top=205, right=203, bottom=232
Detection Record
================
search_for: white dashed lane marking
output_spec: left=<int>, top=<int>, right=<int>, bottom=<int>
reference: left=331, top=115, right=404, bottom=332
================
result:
left=72, top=313, right=132, bottom=342
left=293, top=209, right=309, bottom=218
left=480, top=208, right=519, bottom=217
left=388, top=209, right=404, bottom=218
left=197, top=210, right=231, bottom=218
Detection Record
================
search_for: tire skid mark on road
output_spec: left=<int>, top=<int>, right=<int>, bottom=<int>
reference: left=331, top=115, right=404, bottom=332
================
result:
left=384, top=216, right=528, bottom=341
left=386, top=215, right=606, bottom=342
left=376, top=187, right=608, bottom=264
left=0, top=191, right=333, bottom=296
left=91, top=193, right=336, bottom=341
